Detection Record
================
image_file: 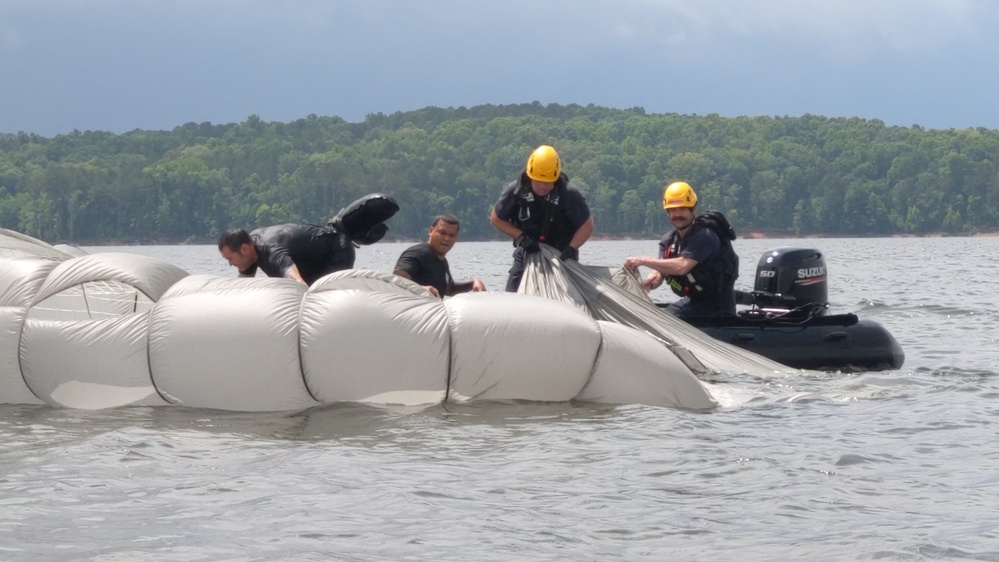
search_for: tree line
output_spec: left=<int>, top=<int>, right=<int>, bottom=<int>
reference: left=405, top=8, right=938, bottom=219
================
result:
left=2, top=102, right=998, bottom=244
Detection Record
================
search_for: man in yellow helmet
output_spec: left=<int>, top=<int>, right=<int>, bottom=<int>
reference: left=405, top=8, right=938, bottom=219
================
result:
left=490, top=145, right=594, bottom=292
left=624, top=181, right=738, bottom=318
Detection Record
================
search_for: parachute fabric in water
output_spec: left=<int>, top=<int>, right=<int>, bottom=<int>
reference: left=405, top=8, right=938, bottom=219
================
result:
left=20, top=253, right=189, bottom=409
left=0, top=227, right=76, bottom=260
left=302, top=270, right=450, bottom=406
left=0, top=228, right=720, bottom=411
left=446, top=291, right=601, bottom=402
left=579, top=321, right=718, bottom=410
left=149, top=276, right=319, bottom=412
left=0, top=258, right=60, bottom=405
left=519, top=245, right=788, bottom=377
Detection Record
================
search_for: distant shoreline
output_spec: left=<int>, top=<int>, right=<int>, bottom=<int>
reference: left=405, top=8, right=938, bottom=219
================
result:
left=68, top=229, right=999, bottom=247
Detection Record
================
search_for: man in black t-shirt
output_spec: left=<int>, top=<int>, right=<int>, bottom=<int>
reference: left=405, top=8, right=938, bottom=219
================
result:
left=218, top=224, right=355, bottom=286
left=393, top=214, right=486, bottom=298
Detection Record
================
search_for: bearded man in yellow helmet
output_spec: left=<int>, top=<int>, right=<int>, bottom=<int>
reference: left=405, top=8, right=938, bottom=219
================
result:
left=624, top=181, right=738, bottom=318
left=490, top=145, right=594, bottom=292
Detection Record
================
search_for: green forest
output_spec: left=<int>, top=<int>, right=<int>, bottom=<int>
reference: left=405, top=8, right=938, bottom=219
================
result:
left=2, top=102, right=998, bottom=244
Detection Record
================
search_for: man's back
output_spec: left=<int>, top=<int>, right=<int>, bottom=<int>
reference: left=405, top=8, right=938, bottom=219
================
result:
left=250, top=224, right=354, bottom=285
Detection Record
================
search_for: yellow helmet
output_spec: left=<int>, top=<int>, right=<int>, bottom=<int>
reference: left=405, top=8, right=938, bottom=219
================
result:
left=525, top=145, right=561, bottom=182
left=662, top=181, right=698, bottom=209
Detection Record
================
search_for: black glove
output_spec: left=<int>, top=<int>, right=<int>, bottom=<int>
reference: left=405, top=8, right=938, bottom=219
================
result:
left=559, top=246, right=579, bottom=261
left=515, top=233, right=540, bottom=253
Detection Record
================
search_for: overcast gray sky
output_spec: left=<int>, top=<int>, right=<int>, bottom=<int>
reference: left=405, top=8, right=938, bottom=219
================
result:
left=1, top=0, right=996, bottom=136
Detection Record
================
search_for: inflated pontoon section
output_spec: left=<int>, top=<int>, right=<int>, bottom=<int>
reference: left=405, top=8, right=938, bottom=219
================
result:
left=0, top=229, right=718, bottom=411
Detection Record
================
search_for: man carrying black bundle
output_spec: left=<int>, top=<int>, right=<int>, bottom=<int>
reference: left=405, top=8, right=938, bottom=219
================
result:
left=218, top=223, right=354, bottom=286
left=218, top=193, right=399, bottom=286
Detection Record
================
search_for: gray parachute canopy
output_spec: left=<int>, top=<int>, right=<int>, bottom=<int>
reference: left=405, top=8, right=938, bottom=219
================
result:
left=0, top=231, right=735, bottom=411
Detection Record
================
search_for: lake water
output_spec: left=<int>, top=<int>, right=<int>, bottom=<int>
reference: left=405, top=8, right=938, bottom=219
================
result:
left=1, top=237, right=997, bottom=561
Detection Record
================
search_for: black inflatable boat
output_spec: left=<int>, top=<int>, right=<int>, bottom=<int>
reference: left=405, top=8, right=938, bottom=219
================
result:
left=680, top=247, right=905, bottom=372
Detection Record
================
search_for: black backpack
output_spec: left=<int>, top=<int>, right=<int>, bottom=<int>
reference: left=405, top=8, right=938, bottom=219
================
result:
left=694, top=210, right=739, bottom=281
left=695, top=210, right=736, bottom=242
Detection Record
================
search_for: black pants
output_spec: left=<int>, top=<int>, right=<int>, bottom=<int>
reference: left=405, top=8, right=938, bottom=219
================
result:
left=504, top=247, right=527, bottom=292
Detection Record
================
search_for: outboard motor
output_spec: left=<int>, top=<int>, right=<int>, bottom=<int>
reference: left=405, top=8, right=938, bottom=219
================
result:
left=700, top=247, right=905, bottom=371
left=741, top=247, right=829, bottom=318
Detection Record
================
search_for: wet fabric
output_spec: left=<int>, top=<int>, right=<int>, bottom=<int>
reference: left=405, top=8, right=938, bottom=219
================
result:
left=518, top=245, right=788, bottom=377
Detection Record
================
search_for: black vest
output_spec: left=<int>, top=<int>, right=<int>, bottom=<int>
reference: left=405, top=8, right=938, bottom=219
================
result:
left=510, top=174, right=576, bottom=251
left=660, top=212, right=739, bottom=300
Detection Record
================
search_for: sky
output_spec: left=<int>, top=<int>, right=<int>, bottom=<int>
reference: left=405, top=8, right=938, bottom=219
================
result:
left=2, top=0, right=998, bottom=137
